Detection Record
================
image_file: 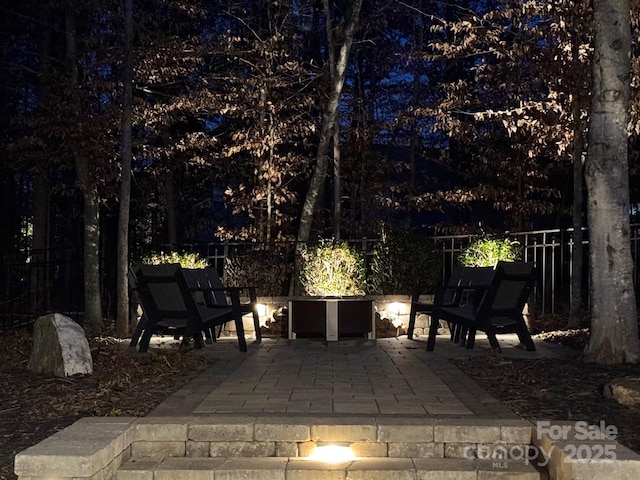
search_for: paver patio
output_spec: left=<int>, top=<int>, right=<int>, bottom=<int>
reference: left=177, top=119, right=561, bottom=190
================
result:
left=148, top=333, right=576, bottom=419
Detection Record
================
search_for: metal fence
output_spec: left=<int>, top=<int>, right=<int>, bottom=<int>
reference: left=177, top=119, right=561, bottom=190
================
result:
left=171, top=228, right=618, bottom=316
left=167, top=238, right=382, bottom=297
left=4, top=226, right=640, bottom=329
left=435, top=224, right=640, bottom=316
left=168, top=238, right=382, bottom=279
left=435, top=229, right=587, bottom=316
left=0, top=247, right=83, bottom=329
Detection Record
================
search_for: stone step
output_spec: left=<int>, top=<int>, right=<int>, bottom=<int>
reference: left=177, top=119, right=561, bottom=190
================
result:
left=129, top=416, right=534, bottom=459
left=17, top=416, right=640, bottom=480
left=13, top=417, right=537, bottom=479
left=117, top=456, right=548, bottom=480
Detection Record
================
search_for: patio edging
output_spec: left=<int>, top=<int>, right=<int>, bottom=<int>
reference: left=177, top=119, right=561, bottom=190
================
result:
left=13, top=416, right=640, bottom=479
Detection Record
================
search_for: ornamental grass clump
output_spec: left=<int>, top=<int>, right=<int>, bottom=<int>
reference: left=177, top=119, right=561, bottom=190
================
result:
left=141, top=251, right=208, bottom=268
left=299, top=239, right=366, bottom=297
left=458, top=237, right=521, bottom=267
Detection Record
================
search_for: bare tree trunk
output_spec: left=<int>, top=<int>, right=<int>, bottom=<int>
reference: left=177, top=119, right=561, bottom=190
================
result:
left=67, top=11, right=103, bottom=336
left=407, top=5, right=424, bottom=229
left=324, top=3, right=342, bottom=241
left=30, top=170, right=49, bottom=314
left=76, top=162, right=103, bottom=337
left=296, top=0, right=362, bottom=246
left=583, top=0, right=640, bottom=364
left=267, top=144, right=273, bottom=241
left=165, top=171, right=178, bottom=249
left=333, top=124, right=341, bottom=240
left=258, top=86, right=274, bottom=242
left=291, top=0, right=361, bottom=295
left=116, top=0, right=134, bottom=337
left=569, top=104, right=585, bottom=329
left=30, top=5, right=53, bottom=315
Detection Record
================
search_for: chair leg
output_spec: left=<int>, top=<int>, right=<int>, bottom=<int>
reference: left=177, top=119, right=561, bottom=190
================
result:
left=193, top=331, right=204, bottom=349
left=129, top=314, right=147, bottom=348
left=456, top=326, right=467, bottom=345
left=407, top=312, right=416, bottom=339
left=204, top=328, right=215, bottom=344
left=407, top=295, right=418, bottom=340
left=252, top=310, right=262, bottom=342
left=234, top=317, right=247, bottom=352
left=137, top=321, right=156, bottom=353
left=487, top=333, right=501, bottom=351
left=426, top=314, right=439, bottom=351
left=453, top=324, right=463, bottom=343
left=465, top=328, right=476, bottom=349
left=515, top=318, right=536, bottom=351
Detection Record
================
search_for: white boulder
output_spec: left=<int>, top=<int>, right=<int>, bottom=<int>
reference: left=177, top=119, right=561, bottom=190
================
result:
left=28, top=313, right=93, bottom=377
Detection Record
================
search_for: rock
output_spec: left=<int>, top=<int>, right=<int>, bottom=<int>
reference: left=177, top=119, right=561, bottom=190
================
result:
left=604, top=377, right=640, bottom=408
left=413, top=313, right=431, bottom=331
left=376, top=316, right=395, bottom=338
left=262, top=307, right=288, bottom=337
left=28, top=313, right=93, bottom=377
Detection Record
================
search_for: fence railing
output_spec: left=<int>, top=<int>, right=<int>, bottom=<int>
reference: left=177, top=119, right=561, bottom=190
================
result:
left=0, top=247, right=83, bottom=329
left=435, top=229, right=587, bottom=316
left=171, top=227, right=635, bottom=316
left=436, top=224, right=640, bottom=316
left=165, top=238, right=382, bottom=279
left=4, top=225, right=640, bottom=329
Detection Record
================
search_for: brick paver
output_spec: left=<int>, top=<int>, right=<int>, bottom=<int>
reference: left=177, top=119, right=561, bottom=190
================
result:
left=149, top=334, right=575, bottom=418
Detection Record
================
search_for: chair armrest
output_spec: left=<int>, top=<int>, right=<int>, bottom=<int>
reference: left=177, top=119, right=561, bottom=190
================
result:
left=188, top=284, right=256, bottom=293
left=187, top=285, right=241, bottom=294
left=230, top=285, right=258, bottom=299
left=240, top=285, right=258, bottom=303
left=187, top=285, right=257, bottom=307
left=433, top=284, right=489, bottom=308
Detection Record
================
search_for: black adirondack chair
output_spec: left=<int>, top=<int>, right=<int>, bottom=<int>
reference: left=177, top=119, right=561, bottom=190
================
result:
left=131, top=264, right=249, bottom=353
left=181, top=267, right=261, bottom=344
left=426, top=261, right=536, bottom=352
left=129, top=264, right=188, bottom=351
left=407, top=265, right=495, bottom=340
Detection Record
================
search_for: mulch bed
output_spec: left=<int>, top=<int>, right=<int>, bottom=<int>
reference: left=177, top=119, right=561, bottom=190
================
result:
left=454, top=330, right=640, bottom=456
left=0, top=329, right=215, bottom=480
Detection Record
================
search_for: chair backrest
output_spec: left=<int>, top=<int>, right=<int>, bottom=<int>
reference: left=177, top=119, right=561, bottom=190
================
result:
left=127, top=268, right=138, bottom=292
left=181, top=268, right=211, bottom=306
left=460, top=266, right=495, bottom=286
left=203, top=266, right=229, bottom=306
left=477, top=261, right=535, bottom=318
left=440, top=266, right=494, bottom=306
left=135, top=263, right=187, bottom=317
left=440, top=266, right=466, bottom=304
left=445, top=266, right=465, bottom=287
left=127, top=268, right=140, bottom=304
left=181, top=266, right=230, bottom=307
left=458, top=266, right=495, bottom=308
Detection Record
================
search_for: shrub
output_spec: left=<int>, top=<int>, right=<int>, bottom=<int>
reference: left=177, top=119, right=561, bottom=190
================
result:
left=225, top=246, right=293, bottom=296
left=369, top=229, right=442, bottom=295
left=141, top=251, right=208, bottom=268
left=458, top=237, right=520, bottom=267
left=299, top=239, right=366, bottom=297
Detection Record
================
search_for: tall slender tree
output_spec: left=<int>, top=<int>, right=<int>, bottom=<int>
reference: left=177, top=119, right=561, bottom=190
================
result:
left=296, top=0, right=363, bottom=245
left=66, top=10, right=103, bottom=336
left=583, top=0, right=640, bottom=364
left=116, top=0, right=134, bottom=337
